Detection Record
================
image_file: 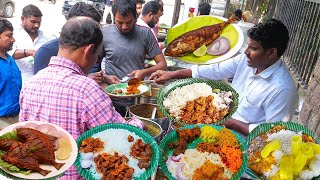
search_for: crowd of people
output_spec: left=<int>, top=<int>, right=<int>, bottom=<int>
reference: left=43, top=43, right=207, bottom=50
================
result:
left=0, top=0, right=298, bottom=179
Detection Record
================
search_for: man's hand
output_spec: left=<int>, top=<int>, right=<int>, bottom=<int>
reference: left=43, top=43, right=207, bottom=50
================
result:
left=127, top=70, right=146, bottom=80
left=148, top=70, right=174, bottom=83
left=88, top=71, right=104, bottom=84
left=26, top=49, right=36, bottom=57
left=104, top=74, right=120, bottom=84
left=222, top=118, right=249, bottom=136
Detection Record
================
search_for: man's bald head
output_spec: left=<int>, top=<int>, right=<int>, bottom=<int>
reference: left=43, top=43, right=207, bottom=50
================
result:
left=59, top=16, right=103, bottom=52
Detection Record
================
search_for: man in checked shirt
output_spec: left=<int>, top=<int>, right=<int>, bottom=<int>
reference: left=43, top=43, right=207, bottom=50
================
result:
left=19, top=17, right=142, bottom=179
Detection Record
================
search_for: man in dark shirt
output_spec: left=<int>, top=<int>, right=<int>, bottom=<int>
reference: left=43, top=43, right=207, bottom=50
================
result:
left=0, top=18, right=22, bottom=129
left=34, top=3, right=103, bottom=75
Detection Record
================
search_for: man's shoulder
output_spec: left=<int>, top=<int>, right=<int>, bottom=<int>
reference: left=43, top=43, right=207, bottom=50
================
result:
left=39, top=38, right=59, bottom=49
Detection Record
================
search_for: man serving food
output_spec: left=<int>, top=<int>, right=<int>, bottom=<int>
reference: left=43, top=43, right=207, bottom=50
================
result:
left=149, top=19, right=298, bottom=136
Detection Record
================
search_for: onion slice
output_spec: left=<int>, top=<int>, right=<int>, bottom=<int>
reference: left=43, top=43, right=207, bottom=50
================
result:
left=207, top=36, right=230, bottom=56
left=170, top=154, right=182, bottom=162
left=36, top=124, right=57, bottom=134
left=176, top=163, right=187, bottom=180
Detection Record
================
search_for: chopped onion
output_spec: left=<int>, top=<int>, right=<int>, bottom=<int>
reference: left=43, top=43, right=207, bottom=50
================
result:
left=23, top=123, right=39, bottom=129
left=207, top=37, right=230, bottom=56
left=80, top=159, right=92, bottom=169
left=36, top=124, right=57, bottom=134
left=176, top=163, right=187, bottom=180
left=170, top=154, right=182, bottom=162
left=166, top=159, right=178, bottom=179
left=81, top=152, right=94, bottom=160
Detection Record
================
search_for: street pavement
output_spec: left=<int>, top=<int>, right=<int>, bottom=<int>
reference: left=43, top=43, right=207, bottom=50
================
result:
left=5, top=0, right=66, bottom=38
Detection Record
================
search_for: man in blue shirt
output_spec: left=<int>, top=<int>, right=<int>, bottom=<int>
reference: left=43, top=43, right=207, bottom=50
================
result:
left=0, top=18, right=22, bottom=129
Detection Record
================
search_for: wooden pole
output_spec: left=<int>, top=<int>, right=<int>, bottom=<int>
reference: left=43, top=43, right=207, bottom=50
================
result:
left=172, top=0, right=182, bottom=27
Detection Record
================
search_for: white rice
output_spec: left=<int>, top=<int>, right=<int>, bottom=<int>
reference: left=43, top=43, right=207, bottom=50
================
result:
left=163, top=83, right=232, bottom=119
left=88, top=129, right=147, bottom=179
left=267, top=129, right=302, bottom=155
left=163, top=83, right=213, bottom=118
left=168, top=149, right=233, bottom=179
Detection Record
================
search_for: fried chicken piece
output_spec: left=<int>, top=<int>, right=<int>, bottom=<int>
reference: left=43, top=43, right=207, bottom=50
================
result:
left=168, top=127, right=201, bottom=155
left=80, top=137, right=104, bottom=153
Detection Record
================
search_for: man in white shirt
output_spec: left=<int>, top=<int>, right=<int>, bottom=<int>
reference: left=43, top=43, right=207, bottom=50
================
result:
left=136, top=1, right=164, bottom=49
left=9, top=4, right=52, bottom=84
left=149, top=19, right=298, bottom=136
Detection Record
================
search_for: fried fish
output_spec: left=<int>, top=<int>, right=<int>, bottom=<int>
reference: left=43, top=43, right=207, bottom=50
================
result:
left=164, top=10, right=242, bottom=57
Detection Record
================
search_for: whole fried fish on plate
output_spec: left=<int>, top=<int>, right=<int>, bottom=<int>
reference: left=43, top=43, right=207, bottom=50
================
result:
left=17, top=128, right=65, bottom=170
left=165, top=10, right=242, bottom=57
left=0, top=128, right=65, bottom=176
left=0, top=140, right=51, bottom=176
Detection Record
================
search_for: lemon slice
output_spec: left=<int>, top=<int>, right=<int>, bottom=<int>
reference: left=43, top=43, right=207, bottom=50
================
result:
left=193, top=45, right=207, bottom=57
left=58, top=138, right=72, bottom=149
left=56, top=147, right=71, bottom=160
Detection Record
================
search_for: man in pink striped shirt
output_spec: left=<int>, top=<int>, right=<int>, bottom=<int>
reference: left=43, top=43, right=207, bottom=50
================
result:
left=19, top=17, right=130, bottom=180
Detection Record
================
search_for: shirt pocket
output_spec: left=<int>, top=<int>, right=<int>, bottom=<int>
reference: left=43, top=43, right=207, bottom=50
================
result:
left=240, top=96, right=262, bottom=123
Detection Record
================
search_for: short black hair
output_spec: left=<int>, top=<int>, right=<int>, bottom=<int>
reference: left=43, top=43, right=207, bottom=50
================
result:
left=135, top=0, right=145, bottom=5
left=67, top=2, right=102, bottom=23
left=153, top=0, right=163, bottom=12
left=0, top=18, right=13, bottom=34
left=142, top=1, right=161, bottom=16
left=22, top=4, right=43, bottom=18
left=59, top=17, right=103, bottom=53
left=112, top=0, right=137, bottom=19
left=248, top=19, right=289, bottom=57
left=198, top=2, right=211, bottom=15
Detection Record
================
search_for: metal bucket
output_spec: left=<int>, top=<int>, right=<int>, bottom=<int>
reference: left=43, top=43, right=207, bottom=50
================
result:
left=128, top=104, right=171, bottom=142
left=125, top=117, right=163, bottom=142
left=136, top=83, right=163, bottom=104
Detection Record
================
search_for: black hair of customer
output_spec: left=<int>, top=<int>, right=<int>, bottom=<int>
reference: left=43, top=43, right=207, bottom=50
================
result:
left=198, top=2, right=211, bottom=15
left=0, top=18, right=13, bottom=34
left=59, top=17, right=103, bottom=53
left=112, top=0, right=138, bottom=19
left=22, top=4, right=43, bottom=17
left=67, top=2, right=102, bottom=23
left=142, top=1, right=161, bottom=16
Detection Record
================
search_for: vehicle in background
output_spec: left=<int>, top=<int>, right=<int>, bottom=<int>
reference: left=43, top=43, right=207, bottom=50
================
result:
left=39, top=0, right=57, bottom=4
left=62, top=0, right=105, bottom=19
left=0, top=0, right=15, bottom=18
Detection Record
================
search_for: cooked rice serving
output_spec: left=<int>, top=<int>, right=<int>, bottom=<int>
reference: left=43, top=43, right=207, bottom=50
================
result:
left=88, top=129, right=148, bottom=179
left=168, top=149, right=233, bottom=179
left=163, top=83, right=232, bottom=119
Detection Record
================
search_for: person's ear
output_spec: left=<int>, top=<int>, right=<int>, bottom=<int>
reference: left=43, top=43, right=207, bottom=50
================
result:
left=21, top=16, right=25, bottom=22
left=268, top=48, right=278, bottom=59
left=148, top=12, right=153, bottom=19
left=84, top=44, right=95, bottom=59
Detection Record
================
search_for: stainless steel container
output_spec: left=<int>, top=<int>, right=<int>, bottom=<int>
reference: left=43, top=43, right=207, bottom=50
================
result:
left=128, top=104, right=171, bottom=143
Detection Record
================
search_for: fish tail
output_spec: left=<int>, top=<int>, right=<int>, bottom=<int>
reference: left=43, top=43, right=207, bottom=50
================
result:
left=227, top=10, right=243, bottom=24
left=38, top=168, right=51, bottom=176
left=53, top=162, right=65, bottom=170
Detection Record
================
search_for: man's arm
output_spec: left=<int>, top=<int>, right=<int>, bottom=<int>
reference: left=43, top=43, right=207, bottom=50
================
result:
left=140, top=53, right=167, bottom=76
left=223, top=118, right=250, bottom=136
left=148, top=68, right=192, bottom=83
left=13, top=49, right=36, bottom=60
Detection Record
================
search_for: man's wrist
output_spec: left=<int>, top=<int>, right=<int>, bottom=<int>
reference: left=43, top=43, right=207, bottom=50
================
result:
left=24, top=49, right=27, bottom=57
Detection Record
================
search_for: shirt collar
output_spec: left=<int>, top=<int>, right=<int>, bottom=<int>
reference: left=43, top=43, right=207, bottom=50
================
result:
left=18, top=25, right=43, bottom=40
left=137, top=18, right=148, bottom=27
left=48, top=56, right=85, bottom=76
left=255, top=59, right=282, bottom=79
